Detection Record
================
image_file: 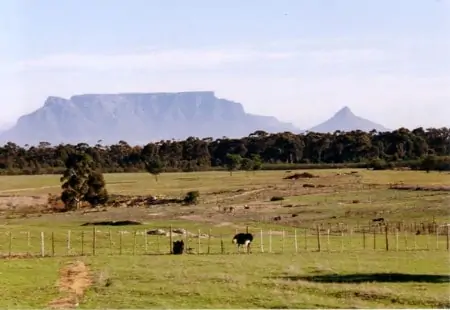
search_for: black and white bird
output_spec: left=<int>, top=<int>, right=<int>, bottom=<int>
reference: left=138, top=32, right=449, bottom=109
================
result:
left=232, top=233, right=254, bottom=253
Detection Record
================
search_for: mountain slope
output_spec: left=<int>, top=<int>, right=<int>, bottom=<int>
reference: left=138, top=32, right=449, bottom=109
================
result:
left=308, top=107, right=389, bottom=133
left=0, top=91, right=299, bottom=146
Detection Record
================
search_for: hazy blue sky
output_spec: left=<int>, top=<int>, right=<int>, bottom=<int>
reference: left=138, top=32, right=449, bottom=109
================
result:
left=0, top=0, right=449, bottom=130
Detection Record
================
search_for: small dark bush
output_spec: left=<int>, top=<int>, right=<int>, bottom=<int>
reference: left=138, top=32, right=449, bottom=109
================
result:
left=303, top=183, right=315, bottom=188
left=184, top=190, right=200, bottom=205
left=369, top=158, right=394, bottom=170
left=270, top=196, right=284, bottom=202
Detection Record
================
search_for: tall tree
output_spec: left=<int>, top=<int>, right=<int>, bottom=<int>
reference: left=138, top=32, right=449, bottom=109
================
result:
left=225, top=153, right=242, bottom=176
left=145, top=156, right=164, bottom=181
left=60, top=152, right=108, bottom=210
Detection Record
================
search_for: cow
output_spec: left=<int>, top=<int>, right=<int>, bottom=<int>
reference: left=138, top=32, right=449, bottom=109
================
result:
left=232, top=233, right=253, bottom=253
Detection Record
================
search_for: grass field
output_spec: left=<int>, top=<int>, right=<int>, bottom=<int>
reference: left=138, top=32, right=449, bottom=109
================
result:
left=0, top=169, right=449, bottom=308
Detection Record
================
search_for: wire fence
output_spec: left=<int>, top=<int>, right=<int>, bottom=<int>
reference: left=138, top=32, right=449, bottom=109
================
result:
left=1, top=223, right=449, bottom=258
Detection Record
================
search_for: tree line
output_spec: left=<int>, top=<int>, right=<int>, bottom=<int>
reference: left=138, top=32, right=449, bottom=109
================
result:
left=1, top=127, right=449, bottom=175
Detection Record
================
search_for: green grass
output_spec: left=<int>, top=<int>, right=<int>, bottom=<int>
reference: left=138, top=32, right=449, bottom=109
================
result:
left=0, top=251, right=448, bottom=309
left=0, top=222, right=449, bottom=256
left=0, top=169, right=449, bottom=308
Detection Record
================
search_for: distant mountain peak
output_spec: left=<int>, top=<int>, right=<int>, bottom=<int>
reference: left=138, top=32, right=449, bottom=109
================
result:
left=308, top=106, right=389, bottom=133
left=334, top=106, right=354, bottom=118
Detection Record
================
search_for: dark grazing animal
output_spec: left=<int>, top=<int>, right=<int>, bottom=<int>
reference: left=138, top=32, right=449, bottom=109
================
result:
left=172, top=240, right=184, bottom=255
left=232, top=233, right=254, bottom=253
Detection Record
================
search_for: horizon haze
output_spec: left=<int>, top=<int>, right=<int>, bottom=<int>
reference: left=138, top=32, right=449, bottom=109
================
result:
left=1, top=0, right=449, bottom=130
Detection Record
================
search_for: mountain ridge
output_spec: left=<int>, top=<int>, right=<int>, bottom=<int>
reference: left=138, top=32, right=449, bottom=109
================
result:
left=0, top=91, right=299, bottom=146
left=0, top=93, right=391, bottom=146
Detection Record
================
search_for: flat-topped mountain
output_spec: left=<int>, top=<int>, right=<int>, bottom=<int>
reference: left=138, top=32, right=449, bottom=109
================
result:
left=0, top=91, right=299, bottom=146
left=308, top=106, right=389, bottom=133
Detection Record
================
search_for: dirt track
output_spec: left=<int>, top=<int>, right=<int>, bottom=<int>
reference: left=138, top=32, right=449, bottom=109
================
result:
left=48, top=261, right=92, bottom=309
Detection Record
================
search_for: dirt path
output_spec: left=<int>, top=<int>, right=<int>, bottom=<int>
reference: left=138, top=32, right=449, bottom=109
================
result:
left=48, top=261, right=92, bottom=309
left=203, top=188, right=267, bottom=204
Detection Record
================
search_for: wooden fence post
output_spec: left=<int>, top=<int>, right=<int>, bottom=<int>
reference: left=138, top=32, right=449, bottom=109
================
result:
left=156, top=234, right=160, bottom=254
left=436, top=226, right=439, bottom=250
left=326, top=229, right=330, bottom=252
left=67, top=230, right=71, bottom=255
left=294, top=229, right=298, bottom=253
left=169, top=225, right=173, bottom=254
left=385, top=224, right=389, bottom=251
left=304, top=228, right=308, bottom=251
left=269, top=229, right=272, bottom=253
left=119, top=231, right=122, bottom=255
left=184, top=230, right=188, bottom=253
left=446, top=225, right=449, bottom=251
left=220, top=234, right=224, bottom=254
left=92, top=227, right=96, bottom=256
left=133, top=231, right=137, bottom=255
left=404, top=230, right=408, bottom=250
left=363, top=229, right=366, bottom=250
left=197, top=229, right=201, bottom=254
left=395, top=228, right=399, bottom=251
left=51, top=232, right=55, bottom=256
left=8, top=232, right=12, bottom=257
left=27, top=231, right=31, bottom=255
left=348, top=227, right=353, bottom=249
left=373, top=227, right=376, bottom=250
left=81, top=231, right=85, bottom=256
left=144, top=230, right=148, bottom=254
left=316, top=225, right=321, bottom=252
left=109, top=230, right=113, bottom=255
left=207, top=229, right=211, bottom=254
left=40, top=232, right=45, bottom=257
left=281, top=230, right=285, bottom=253
left=413, top=230, right=417, bottom=250
left=260, top=229, right=264, bottom=253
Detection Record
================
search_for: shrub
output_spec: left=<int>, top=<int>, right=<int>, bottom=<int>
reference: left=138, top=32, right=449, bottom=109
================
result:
left=270, top=196, right=284, bottom=202
left=184, top=190, right=200, bottom=205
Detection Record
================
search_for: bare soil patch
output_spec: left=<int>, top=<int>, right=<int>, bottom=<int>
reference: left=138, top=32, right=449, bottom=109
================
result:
left=81, top=220, right=142, bottom=226
left=48, top=260, right=92, bottom=309
left=389, top=185, right=450, bottom=192
left=0, top=252, right=34, bottom=259
left=0, top=195, right=47, bottom=210
left=108, top=194, right=182, bottom=207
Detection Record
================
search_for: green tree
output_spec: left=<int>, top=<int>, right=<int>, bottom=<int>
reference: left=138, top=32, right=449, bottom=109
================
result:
left=251, top=154, right=263, bottom=171
left=225, top=153, right=242, bottom=176
left=145, top=156, right=164, bottom=181
left=420, top=155, right=438, bottom=173
left=84, top=171, right=109, bottom=207
left=240, top=158, right=254, bottom=171
left=60, top=152, right=108, bottom=210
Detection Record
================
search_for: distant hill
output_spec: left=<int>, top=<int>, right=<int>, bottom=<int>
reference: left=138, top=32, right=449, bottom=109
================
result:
left=308, top=106, right=389, bottom=133
left=0, top=91, right=300, bottom=146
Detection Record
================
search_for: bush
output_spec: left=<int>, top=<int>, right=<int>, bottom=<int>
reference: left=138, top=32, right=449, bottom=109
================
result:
left=270, top=196, right=284, bottom=202
left=184, top=190, right=200, bottom=205
left=368, top=158, right=393, bottom=170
